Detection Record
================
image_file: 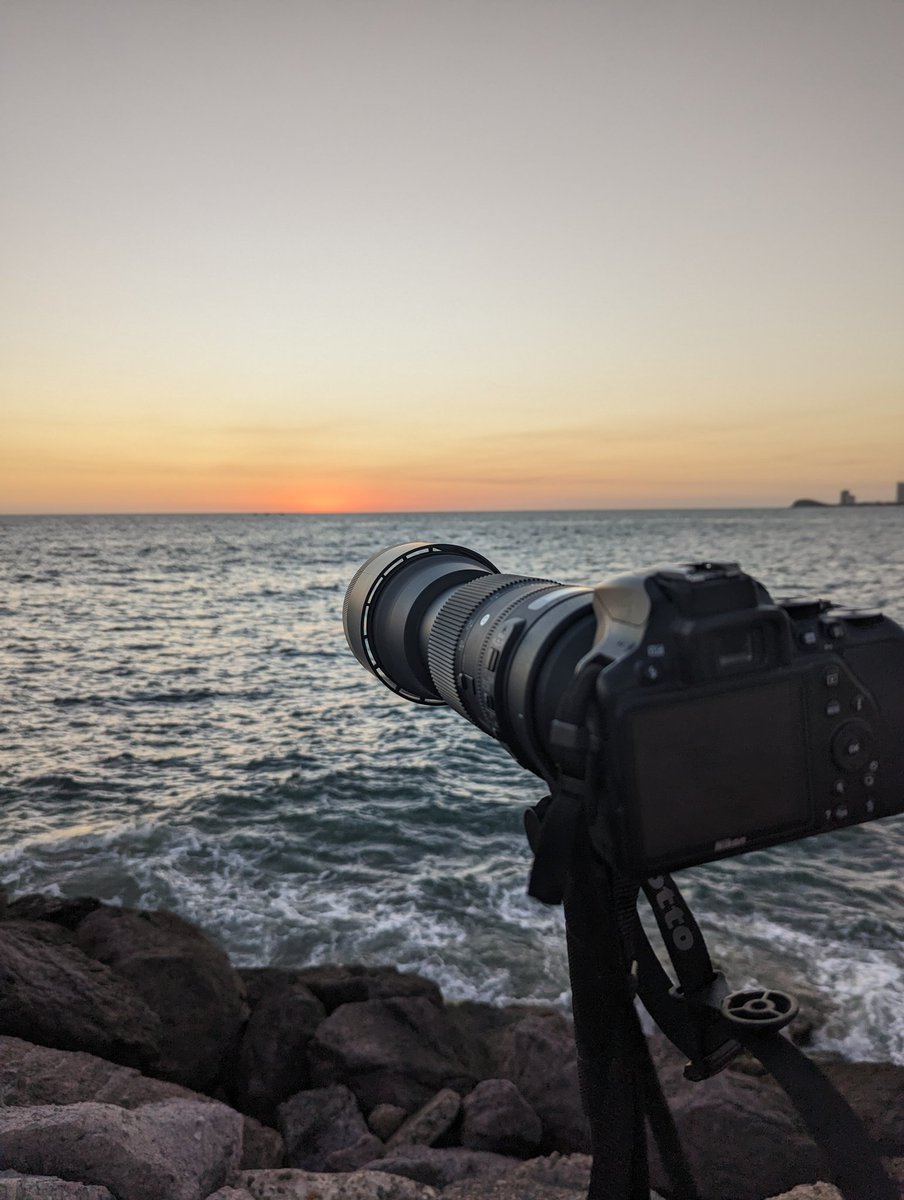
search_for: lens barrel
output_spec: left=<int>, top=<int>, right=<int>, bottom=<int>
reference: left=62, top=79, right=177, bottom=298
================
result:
left=342, top=542, right=499, bottom=703
left=344, top=542, right=596, bottom=779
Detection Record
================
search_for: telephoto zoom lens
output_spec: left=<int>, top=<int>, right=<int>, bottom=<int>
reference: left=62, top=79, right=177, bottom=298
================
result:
left=343, top=542, right=595, bottom=779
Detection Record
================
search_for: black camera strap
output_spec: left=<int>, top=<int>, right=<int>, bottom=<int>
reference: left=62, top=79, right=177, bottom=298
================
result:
left=526, top=660, right=701, bottom=1200
left=525, top=660, right=897, bottom=1200
left=638, top=872, right=897, bottom=1200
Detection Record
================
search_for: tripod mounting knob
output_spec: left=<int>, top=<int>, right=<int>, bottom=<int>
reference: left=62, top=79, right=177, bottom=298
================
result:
left=721, top=988, right=799, bottom=1031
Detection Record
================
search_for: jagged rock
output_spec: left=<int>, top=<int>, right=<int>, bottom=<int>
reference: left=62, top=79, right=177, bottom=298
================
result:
left=362, top=1146, right=518, bottom=1189
left=460, top=1078, right=542, bottom=1156
left=4, top=894, right=102, bottom=928
left=236, top=1169, right=439, bottom=1198
left=233, top=972, right=326, bottom=1122
left=819, top=1060, right=904, bottom=1153
left=0, top=1099, right=242, bottom=1200
left=386, top=1088, right=460, bottom=1148
left=493, top=1011, right=589, bottom=1154
left=0, top=922, right=161, bottom=1069
left=508, top=1154, right=593, bottom=1189
left=0, top=1035, right=283, bottom=1170
left=0, top=1177, right=114, bottom=1200
left=240, top=1118, right=287, bottom=1169
left=308, top=997, right=475, bottom=1111
left=75, top=905, right=249, bottom=1091
left=368, top=1104, right=408, bottom=1140
left=647, top=1034, right=826, bottom=1200
left=282, top=965, right=443, bottom=1013
left=0, top=1034, right=185, bottom=1108
left=278, top=1084, right=378, bottom=1171
left=440, top=1152, right=590, bottom=1199
left=204, top=1191, right=255, bottom=1200
left=648, top=1033, right=904, bottom=1200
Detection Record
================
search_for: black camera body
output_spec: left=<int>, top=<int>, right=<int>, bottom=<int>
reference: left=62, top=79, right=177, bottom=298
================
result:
left=343, top=543, right=904, bottom=879
left=570, top=560, right=904, bottom=875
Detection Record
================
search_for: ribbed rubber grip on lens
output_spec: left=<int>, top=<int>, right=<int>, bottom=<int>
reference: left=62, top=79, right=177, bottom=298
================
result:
left=428, top=574, right=542, bottom=717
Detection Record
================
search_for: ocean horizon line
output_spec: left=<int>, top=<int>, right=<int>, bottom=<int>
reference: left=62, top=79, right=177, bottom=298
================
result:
left=0, top=503, right=836, bottom=519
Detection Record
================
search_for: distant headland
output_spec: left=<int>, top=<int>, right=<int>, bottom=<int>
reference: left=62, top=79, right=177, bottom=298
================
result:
left=792, top=482, right=904, bottom=508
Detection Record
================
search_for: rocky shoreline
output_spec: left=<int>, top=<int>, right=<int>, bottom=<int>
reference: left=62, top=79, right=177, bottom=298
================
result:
left=1, top=887, right=901, bottom=1200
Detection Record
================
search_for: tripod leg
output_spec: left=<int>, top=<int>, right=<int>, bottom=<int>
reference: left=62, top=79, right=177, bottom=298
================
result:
left=564, top=849, right=652, bottom=1200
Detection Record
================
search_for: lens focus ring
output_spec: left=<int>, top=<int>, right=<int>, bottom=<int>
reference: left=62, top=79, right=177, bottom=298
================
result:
left=428, top=574, right=545, bottom=717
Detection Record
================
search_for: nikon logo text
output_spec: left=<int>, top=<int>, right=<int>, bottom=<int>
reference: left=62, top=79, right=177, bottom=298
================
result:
left=648, top=876, right=694, bottom=952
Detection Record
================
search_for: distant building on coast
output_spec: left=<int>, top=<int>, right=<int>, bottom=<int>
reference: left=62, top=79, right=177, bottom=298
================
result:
left=793, top=482, right=903, bottom=508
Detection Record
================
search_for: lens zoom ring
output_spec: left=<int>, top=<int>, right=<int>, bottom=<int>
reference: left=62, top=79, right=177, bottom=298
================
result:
left=428, top=574, right=543, bottom=715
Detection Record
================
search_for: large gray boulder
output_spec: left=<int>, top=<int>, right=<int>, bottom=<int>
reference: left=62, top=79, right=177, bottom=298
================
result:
left=818, top=1060, right=904, bottom=1155
left=0, top=1099, right=242, bottom=1200
left=442, top=1153, right=592, bottom=1199
left=0, top=922, right=161, bottom=1069
left=233, top=971, right=326, bottom=1122
left=75, top=905, right=249, bottom=1091
left=646, top=1034, right=867, bottom=1200
left=0, top=1177, right=114, bottom=1200
left=460, top=1078, right=542, bottom=1156
left=0, top=1036, right=283, bottom=1170
left=0, top=1034, right=183, bottom=1108
left=367, top=1104, right=408, bottom=1140
left=308, top=996, right=476, bottom=1111
left=277, top=1084, right=380, bottom=1171
left=493, top=1011, right=589, bottom=1154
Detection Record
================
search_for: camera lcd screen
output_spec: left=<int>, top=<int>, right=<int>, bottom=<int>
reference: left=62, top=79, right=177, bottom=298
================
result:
left=627, top=681, right=809, bottom=862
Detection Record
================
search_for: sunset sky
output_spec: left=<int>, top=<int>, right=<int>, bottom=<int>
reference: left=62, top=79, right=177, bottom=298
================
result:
left=2, top=0, right=903, bottom=513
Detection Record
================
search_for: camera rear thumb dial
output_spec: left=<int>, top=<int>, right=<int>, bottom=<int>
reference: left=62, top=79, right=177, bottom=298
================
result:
left=830, top=721, right=875, bottom=772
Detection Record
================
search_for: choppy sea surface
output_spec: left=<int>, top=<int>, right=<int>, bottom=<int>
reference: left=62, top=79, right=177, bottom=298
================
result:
left=1, top=509, right=903, bottom=1063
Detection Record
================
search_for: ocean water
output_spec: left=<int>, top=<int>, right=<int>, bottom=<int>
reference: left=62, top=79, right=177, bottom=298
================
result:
left=1, top=508, right=903, bottom=1063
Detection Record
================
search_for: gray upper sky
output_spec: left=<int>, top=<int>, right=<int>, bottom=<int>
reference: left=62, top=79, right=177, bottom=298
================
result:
left=2, top=0, right=903, bottom=510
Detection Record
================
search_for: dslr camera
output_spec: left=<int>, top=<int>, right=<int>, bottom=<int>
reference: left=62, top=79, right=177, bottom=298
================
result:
left=343, top=542, right=904, bottom=878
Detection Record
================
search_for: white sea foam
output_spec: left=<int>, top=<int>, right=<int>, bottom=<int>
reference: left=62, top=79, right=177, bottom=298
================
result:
left=717, top=915, right=904, bottom=1064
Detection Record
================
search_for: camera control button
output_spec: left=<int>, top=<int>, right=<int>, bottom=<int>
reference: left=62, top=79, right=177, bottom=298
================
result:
left=830, top=721, right=874, bottom=771
left=824, top=668, right=841, bottom=688
left=799, top=630, right=819, bottom=647
left=825, top=700, right=842, bottom=717
left=824, top=622, right=845, bottom=640
left=832, top=779, right=846, bottom=796
left=866, top=797, right=877, bottom=815
left=863, top=772, right=876, bottom=789
left=868, top=758, right=879, bottom=772
left=834, top=804, right=849, bottom=821
left=851, top=694, right=865, bottom=713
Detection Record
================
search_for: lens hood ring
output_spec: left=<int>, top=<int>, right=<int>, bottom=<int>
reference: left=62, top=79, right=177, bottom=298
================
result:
left=343, top=542, right=498, bottom=703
